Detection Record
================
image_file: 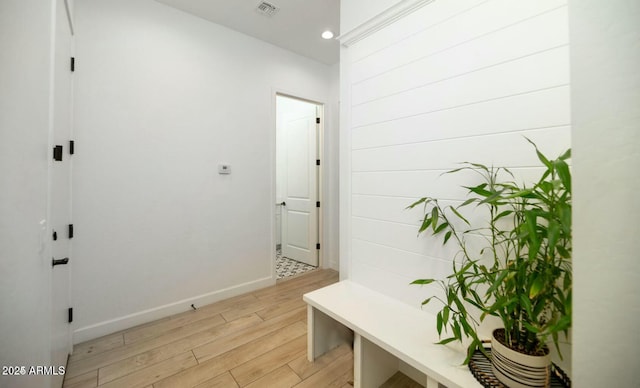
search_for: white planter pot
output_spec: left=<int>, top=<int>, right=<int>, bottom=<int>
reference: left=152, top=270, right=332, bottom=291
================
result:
left=491, top=329, right=551, bottom=388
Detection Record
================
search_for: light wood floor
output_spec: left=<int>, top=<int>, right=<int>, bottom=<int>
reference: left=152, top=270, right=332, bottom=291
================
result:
left=64, top=269, right=354, bottom=388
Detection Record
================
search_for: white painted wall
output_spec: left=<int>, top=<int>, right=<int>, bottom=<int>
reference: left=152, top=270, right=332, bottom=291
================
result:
left=72, top=0, right=333, bottom=342
left=341, top=0, right=570, bottom=310
left=340, top=0, right=571, bottom=363
left=0, top=1, right=55, bottom=387
left=570, top=0, right=640, bottom=385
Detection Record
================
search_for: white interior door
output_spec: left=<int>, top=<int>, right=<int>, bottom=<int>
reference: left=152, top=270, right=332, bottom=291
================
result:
left=280, top=97, right=319, bottom=267
left=50, top=0, right=73, bottom=383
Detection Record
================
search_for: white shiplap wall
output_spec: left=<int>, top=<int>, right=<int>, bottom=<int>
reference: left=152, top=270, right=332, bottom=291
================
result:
left=341, top=0, right=571, bottom=309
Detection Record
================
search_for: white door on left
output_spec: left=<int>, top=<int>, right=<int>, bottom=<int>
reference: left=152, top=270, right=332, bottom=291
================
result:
left=50, top=0, right=74, bottom=384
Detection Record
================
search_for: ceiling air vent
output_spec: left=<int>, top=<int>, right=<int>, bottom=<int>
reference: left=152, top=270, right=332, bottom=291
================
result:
left=256, top=1, right=279, bottom=17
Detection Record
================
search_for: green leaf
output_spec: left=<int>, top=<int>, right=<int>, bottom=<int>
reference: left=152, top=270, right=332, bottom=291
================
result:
left=494, top=210, right=513, bottom=221
left=431, top=207, right=439, bottom=230
left=563, top=273, right=572, bottom=290
left=522, top=321, right=540, bottom=333
left=547, top=220, right=560, bottom=252
left=529, top=274, right=544, bottom=299
left=487, top=270, right=509, bottom=294
left=406, top=197, right=427, bottom=209
left=467, top=162, right=489, bottom=171
left=442, top=306, right=450, bottom=326
left=452, top=320, right=461, bottom=340
left=436, top=337, right=458, bottom=345
left=445, top=165, right=470, bottom=175
left=520, top=294, right=534, bottom=318
left=420, top=297, right=433, bottom=306
left=554, top=159, right=572, bottom=193
left=451, top=206, right=470, bottom=225
left=525, top=137, right=552, bottom=168
left=418, top=217, right=431, bottom=233
left=552, top=331, right=564, bottom=360
left=460, top=198, right=476, bottom=207
left=443, top=231, right=453, bottom=245
left=525, top=211, right=539, bottom=247
left=559, top=148, right=571, bottom=161
left=557, top=245, right=571, bottom=258
left=411, top=279, right=435, bottom=285
left=533, top=296, right=546, bottom=317
left=464, top=339, right=480, bottom=365
left=503, top=189, right=534, bottom=200
left=436, top=312, right=443, bottom=336
left=555, top=314, right=572, bottom=331
left=464, top=297, right=484, bottom=312
left=464, top=185, right=493, bottom=197
left=434, top=222, right=449, bottom=234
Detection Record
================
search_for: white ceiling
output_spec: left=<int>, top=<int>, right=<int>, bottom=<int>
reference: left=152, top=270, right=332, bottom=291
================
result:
left=155, top=0, right=340, bottom=65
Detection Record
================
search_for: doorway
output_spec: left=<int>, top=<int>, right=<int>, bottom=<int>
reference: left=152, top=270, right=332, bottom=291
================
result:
left=275, top=94, right=323, bottom=279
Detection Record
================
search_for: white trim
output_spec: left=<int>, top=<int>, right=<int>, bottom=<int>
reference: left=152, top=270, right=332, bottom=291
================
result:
left=338, top=45, right=352, bottom=280
left=337, top=0, right=435, bottom=47
left=316, top=104, right=325, bottom=269
left=72, top=276, right=274, bottom=344
left=270, top=89, right=278, bottom=282
left=272, top=89, right=327, bottom=273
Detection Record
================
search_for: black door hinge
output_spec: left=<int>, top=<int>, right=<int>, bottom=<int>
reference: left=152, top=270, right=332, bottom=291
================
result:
left=69, top=140, right=75, bottom=155
left=316, top=117, right=320, bottom=124
left=70, top=57, right=75, bottom=72
left=68, top=308, right=73, bottom=323
left=68, top=224, right=74, bottom=239
left=52, top=257, right=69, bottom=267
left=53, top=145, right=63, bottom=161
left=316, top=159, right=320, bottom=166
left=316, top=201, right=320, bottom=208
left=316, top=243, right=320, bottom=250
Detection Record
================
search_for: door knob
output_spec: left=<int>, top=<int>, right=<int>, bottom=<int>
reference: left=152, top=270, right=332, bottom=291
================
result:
left=52, top=257, right=69, bottom=267
left=279, top=201, right=286, bottom=206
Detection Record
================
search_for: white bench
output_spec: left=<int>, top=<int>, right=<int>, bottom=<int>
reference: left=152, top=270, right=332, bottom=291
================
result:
left=303, top=281, right=483, bottom=388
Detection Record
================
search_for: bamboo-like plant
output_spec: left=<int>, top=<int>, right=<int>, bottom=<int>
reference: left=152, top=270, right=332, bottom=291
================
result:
left=408, top=139, right=571, bottom=364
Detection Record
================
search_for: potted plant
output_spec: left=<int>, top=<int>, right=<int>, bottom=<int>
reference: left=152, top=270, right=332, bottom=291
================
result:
left=408, top=139, right=571, bottom=387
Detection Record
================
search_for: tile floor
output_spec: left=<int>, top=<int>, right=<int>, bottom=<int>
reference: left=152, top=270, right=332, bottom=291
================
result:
left=276, top=248, right=316, bottom=279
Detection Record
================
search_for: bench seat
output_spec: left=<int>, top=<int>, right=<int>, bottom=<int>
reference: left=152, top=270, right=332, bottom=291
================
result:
left=303, top=280, right=482, bottom=388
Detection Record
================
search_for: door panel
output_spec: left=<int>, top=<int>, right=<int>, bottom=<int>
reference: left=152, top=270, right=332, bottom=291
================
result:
left=280, top=97, right=318, bottom=267
left=51, top=0, right=73, bottom=384
left=287, top=211, right=309, bottom=249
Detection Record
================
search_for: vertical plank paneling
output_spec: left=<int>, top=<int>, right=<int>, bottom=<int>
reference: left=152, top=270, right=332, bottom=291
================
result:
left=344, top=0, right=571, bottom=305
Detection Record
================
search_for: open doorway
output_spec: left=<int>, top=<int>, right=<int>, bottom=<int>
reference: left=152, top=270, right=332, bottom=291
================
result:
left=275, top=94, right=323, bottom=280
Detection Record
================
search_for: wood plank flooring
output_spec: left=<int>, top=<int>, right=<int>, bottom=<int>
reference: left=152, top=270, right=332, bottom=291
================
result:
left=64, top=269, right=355, bottom=388
left=379, top=372, right=423, bottom=388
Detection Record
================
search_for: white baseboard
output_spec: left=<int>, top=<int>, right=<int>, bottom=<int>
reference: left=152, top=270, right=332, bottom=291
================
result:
left=72, top=276, right=275, bottom=344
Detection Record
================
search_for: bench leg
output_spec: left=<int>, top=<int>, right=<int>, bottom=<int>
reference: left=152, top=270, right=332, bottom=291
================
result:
left=354, top=333, right=398, bottom=388
left=425, top=375, right=439, bottom=388
left=307, top=305, right=353, bottom=362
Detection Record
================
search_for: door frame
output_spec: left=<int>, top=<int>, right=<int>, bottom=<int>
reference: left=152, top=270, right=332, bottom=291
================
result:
left=271, top=90, right=325, bottom=280
left=48, top=0, right=75, bottom=383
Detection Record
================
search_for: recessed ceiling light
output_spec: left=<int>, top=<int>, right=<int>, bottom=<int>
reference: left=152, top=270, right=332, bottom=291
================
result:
left=321, top=30, right=334, bottom=40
